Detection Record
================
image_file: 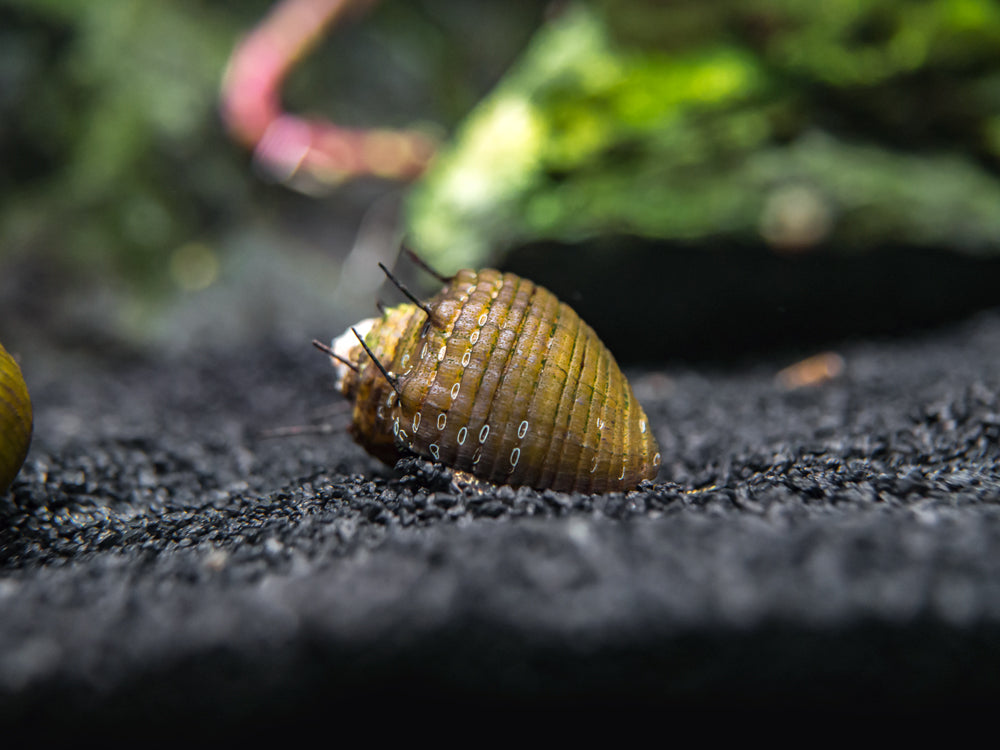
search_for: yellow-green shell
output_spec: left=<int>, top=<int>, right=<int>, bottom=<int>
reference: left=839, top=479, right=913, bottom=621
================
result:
left=333, top=268, right=660, bottom=493
left=0, top=342, right=32, bottom=493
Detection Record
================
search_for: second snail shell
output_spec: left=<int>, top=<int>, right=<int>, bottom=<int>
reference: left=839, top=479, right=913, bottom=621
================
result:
left=0, top=342, right=32, bottom=493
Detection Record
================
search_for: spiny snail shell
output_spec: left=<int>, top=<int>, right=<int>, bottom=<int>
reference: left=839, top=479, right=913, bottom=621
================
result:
left=328, top=268, right=660, bottom=493
left=0, top=342, right=32, bottom=493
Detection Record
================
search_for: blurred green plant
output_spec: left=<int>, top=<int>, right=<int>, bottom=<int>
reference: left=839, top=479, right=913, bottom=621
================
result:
left=407, top=0, right=1000, bottom=271
left=0, top=0, right=247, bottom=298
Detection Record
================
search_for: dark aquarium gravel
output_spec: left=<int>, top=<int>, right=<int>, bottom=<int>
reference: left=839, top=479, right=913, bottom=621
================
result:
left=4, top=310, right=1000, bottom=733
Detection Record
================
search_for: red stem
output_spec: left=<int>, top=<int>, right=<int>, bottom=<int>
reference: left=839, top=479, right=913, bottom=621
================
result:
left=221, top=0, right=436, bottom=187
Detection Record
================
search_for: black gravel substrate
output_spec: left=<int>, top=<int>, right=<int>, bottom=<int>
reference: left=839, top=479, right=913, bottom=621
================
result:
left=4, top=309, right=1000, bottom=732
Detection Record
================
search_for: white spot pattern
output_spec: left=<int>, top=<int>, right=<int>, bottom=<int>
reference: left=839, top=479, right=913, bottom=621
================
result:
left=479, top=425, right=489, bottom=443
left=510, top=448, right=520, bottom=468
left=518, top=420, right=529, bottom=439
left=437, top=413, right=447, bottom=430
left=412, top=413, right=421, bottom=432
left=450, top=382, right=461, bottom=399
left=457, top=427, right=467, bottom=445
left=429, top=444, right=440, bottom=460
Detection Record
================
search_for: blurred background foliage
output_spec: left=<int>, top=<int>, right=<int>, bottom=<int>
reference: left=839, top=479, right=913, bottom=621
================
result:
left=2, top=0, right=1000, bottom=361
left=0, top=0, right=544, bottom=352
left=409, top=0, right=1000, bottom=270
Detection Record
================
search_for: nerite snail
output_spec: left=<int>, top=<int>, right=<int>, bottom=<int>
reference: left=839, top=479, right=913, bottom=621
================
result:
left=318, top=257, right=660, bottom=493
left=0, top=341, right=32, bottom=493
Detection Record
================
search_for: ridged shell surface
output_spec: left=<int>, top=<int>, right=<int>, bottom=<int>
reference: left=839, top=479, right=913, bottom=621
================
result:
left=332, top=268, right=660, bottom=493
left=0, top=342, right=32, bottom=493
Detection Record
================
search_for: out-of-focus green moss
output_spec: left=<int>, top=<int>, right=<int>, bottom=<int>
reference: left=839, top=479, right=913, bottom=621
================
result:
left=407, top=0, right=1000, bottom=268
left=1, top=0, right=245, bottom=299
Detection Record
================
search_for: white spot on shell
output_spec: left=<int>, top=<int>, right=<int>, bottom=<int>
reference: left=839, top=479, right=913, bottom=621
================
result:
left=450, top=382, right=461, bottom=399
left=470, top=330, right=480, bottom=345
left=437, top=345, right=447, bottom=362
left=653, top=452, right=661, bottom=466
left=491, top=290, right=498, bottom=299
left=467, top=285, right=476, bottom=295
left=640, top=420, right=646, bottom=434
left=412, top=413, right=421, bottom=432
left=392, top=418, right=399, bottom=436
left=398, top=429, right=407, bottom=441
left=421, top=343, right=428, bottom=359
left=386, top=392, right=397, bottom=407
left=478, top=312, right=488, bottom=326
left=619, top=464, right=626, bottom=481
left=518, top=420, right=529, bottom=439
left=479, top=425, right=489, bottom=443
left=429, top=444, right=440, bottom=460
left=457, top=427, right=467, bottom=445
left=437, top=412, right=447, bottom=430
left=510, top=447, right=520, bottom=468
left=591, top=457, right=599, bottom=473
left=401, top=353, right=409, bottom=368
left=597, top=418, right=605, bottom=431
left=473, top=449, right=482, bottom=464
left=377, top=405, right=385, bottom=419
left=462, top=350, right=471, bottom=367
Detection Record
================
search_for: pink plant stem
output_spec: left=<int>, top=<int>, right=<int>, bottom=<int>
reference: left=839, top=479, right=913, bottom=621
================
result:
left=221, top=0, right=436, bottom=187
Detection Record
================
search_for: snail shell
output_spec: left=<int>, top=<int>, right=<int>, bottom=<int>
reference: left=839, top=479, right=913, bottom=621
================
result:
left=0, top=342, right=32, bottom=493
left=326, top=267, right=660, bottom=493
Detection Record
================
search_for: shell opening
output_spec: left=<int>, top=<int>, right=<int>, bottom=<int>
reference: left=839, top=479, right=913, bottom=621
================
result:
left=330, top=316, right=376, bottom=393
